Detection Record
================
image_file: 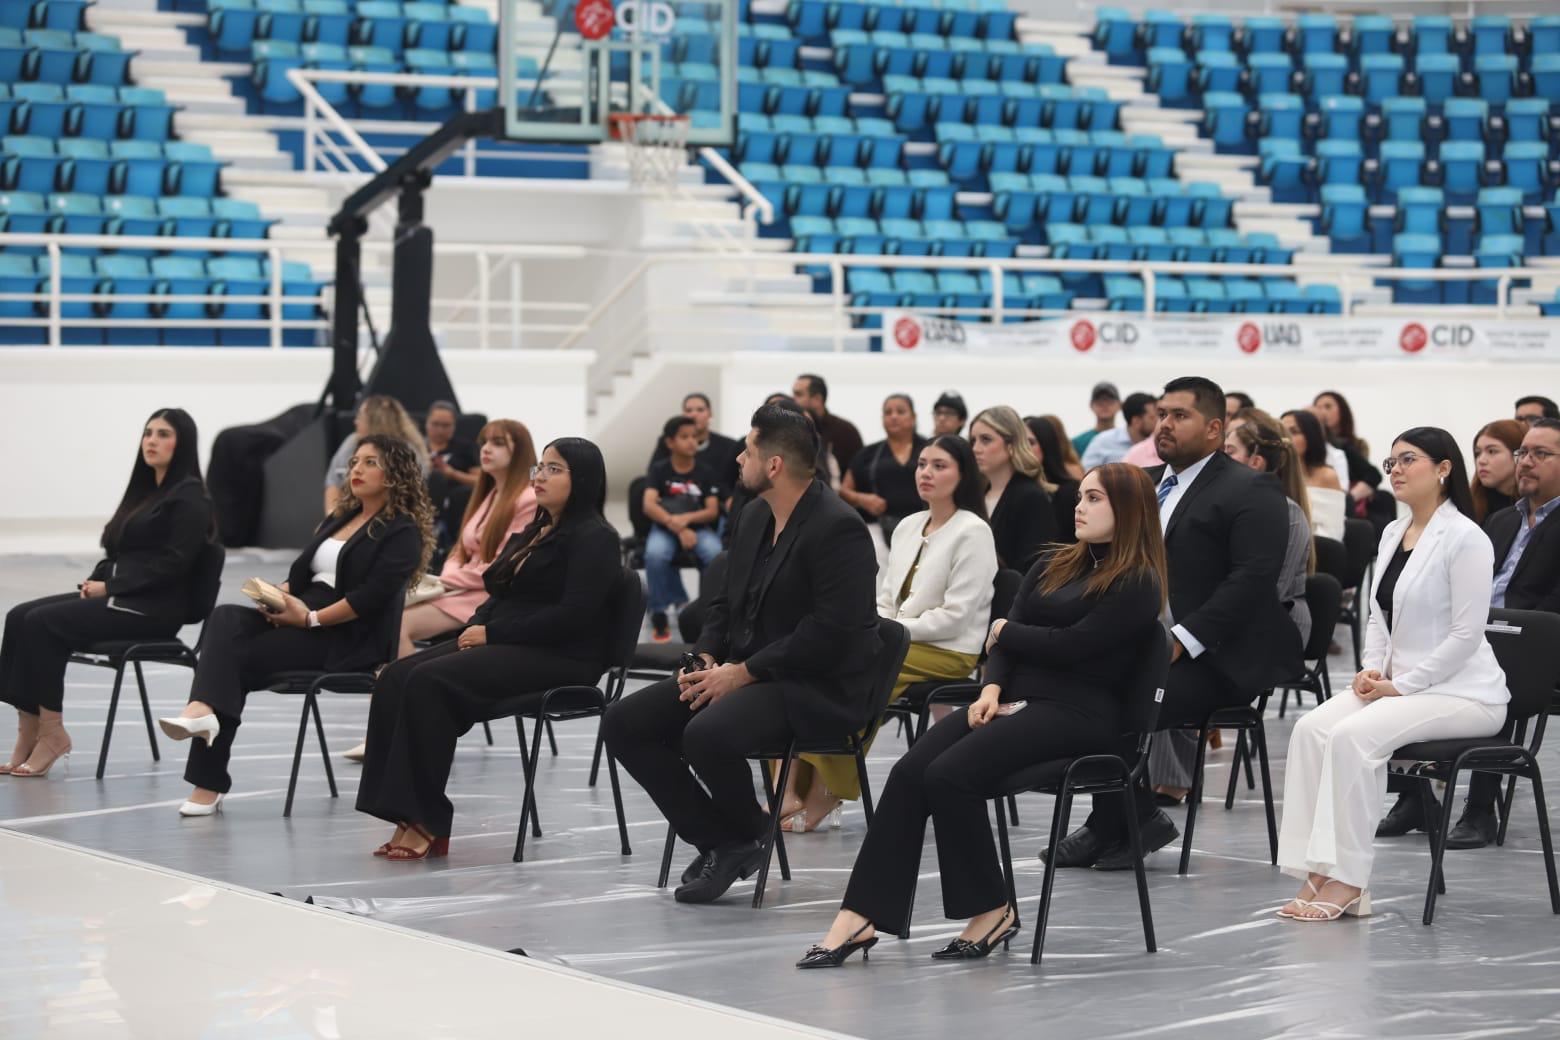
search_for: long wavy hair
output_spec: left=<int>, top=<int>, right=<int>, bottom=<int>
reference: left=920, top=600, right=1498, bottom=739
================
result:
left=1229, top=415, right=1316, bottom=573
left=488, top=437, right=610, bottom=582
left=454, top=419, right=538, bottom=565
left=103, top=408, right=209, bottom=553
left=356, top=395, right=429, bottom=473
left=1024, top=415, right=1073, bottom=490
left=1470, top=419, right=1525, bottom=524
left=922, top=434, right=988, bottom=521
left=331, top=434, right=434, bottom=586
left=1037, top=462, right=1167, bottom=609
left=970, top=405, right=1044, bottom=484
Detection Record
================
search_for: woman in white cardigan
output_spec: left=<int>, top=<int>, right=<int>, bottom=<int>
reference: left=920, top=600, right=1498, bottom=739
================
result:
left=779, top=435, right=999, bottom=832
left=1277, top=427, right=1508, bottom=922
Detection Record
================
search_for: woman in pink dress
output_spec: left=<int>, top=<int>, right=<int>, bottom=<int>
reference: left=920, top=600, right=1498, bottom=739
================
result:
left=344, top=419, right=538, bottom=761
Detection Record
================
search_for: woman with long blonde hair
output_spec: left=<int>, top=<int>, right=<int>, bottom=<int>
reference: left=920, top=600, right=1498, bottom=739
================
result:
left=324, top=395, right=430, bottom=514
left=159, top=436, right=431, bottom=816
left=799, top=463, right=1167, bottom=967
left=968, top=405, right=1055, bottom=571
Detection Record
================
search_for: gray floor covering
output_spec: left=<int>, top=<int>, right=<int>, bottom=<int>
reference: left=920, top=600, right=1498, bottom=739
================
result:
left=3, top=552, right=1559, bottom=1040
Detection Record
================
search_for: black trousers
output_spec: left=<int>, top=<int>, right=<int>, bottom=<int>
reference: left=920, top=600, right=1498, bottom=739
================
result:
left=842, top=699, right=1117, bottom=936
left=1085, top=655, right=1248, bottom=841
left=0, top=593, right=175, bottom=714
left=355, top=640, right=602, bottom=837
left=603, top=676, right=802, bottom=852
left=183, top=604, right=332, bottom=793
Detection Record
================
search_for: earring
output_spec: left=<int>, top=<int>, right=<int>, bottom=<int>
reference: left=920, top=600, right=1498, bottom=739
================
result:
left=1439, top=475, right=1446, bottom=485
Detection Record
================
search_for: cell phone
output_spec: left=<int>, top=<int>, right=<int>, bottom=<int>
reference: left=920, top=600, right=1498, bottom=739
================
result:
left=677, top=652, right=707, bottom=674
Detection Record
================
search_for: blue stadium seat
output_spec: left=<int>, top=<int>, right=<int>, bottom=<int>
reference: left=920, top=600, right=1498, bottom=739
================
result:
left=1381, top=97, right=1427, bottom=142
left=1413, top=53, right=1461, bottom=106
left=1438, top=98, right=1487, bottom=143
left=1202, top=91, right=1250, bottom=150
left=1501, top=99, right=1549, bottom=144
left=1239, top=17, right=1286, bottom=56
left=1293, top=14, right=1337, bottom=55
left=1392, top=232, right=1443, bottom=304
left=1474, top=54, right=1518, bottom=104
left=1092, top=8, right=1137, bottom=63
left=1246, top=53, right=1294, bottom=96
left=1351, top=15, right=1396, bottom=57
left=1304, top=284, right=1342, bottom=314
left=1314, top=139, right=1363, bottom=188
left=1257, top=92, right=1303, bottom=140
left=1412, top=16, right=1453, bottom=56
left=1502, top=141, right=1553, bottom=204
left=1320, top=183, right=1370, bottom=251
left=1378, top=140, right=1425, bottom=201
left=1360, top=53, right=1405, bottom=107
left=1437, top=140, right=1486, bottom=204
left=1396, top=186, right=1444, bottom=236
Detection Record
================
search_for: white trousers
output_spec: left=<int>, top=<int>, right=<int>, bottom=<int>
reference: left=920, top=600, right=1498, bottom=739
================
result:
left=1277, top=691, right=1505, bottom=888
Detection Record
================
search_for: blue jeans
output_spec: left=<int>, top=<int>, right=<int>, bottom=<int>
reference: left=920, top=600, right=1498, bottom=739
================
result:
left=644, top=526, right=722, bottom=613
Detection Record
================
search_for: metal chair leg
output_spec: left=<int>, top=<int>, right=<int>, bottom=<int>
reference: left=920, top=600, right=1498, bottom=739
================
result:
left=606, top=749, right=632, bottom=856
left=854, top=748, right=874, bottom=825
left=588, top=727, right=605, bottom=787
left=283, top=693, right=312, bottom=818
left=515, top=717, right=540, bottom=835
left=658, top=823, right=676, bottom=888
left=1253, top=720, right=1277, bottom=865
left=754, top=754, right=794, bottom=908
left=1179, top=724, right=1212, bottom=876
left=1528, top=764, right=1560, bottom=914
left=1007, top=794, right=1020, bottom=827
left=132, top=661, right=159, bottom=761
left=310, top=689, right=337, bottom=798
left=994, top=799, right=1018, bottom=911
left=1224, top=730, right=1246, bottom=811
left=764, top=759, right=792, bottom=883
left=1498, top=773, right=1518, bottom=847
left=482, top=721, right=494, bottom=745
left=545, top=718, right=559, bottom=756
left=514, top=712, right=547, bottom=862
left=1032, top=787, right=1072, bottom=964
left=1124, top=784, right=1157, bottom=954
left=1423, top=771, right=1461, bottom=924
left=96, top=662, right=126, bottom=781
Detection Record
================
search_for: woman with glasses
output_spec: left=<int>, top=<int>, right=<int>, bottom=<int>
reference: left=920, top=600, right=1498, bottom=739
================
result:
left=1276, top=427, right=1508, bottom=922
left=355, top=439, right=621, bottom=860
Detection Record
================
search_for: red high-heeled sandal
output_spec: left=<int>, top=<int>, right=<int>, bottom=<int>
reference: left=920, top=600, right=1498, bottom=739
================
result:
left=386, top=823, right=449, bottom=861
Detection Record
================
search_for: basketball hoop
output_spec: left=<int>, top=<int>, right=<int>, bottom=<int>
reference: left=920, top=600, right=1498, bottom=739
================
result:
left=609, top=112, right=691, bottom=188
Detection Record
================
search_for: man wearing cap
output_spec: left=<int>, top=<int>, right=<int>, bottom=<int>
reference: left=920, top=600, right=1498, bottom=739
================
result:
left=1080, top=391, right=1159, bottom=470
left=1071, top=383, right=1122, bottom=457
left=932, top=392, right=968, bottom=437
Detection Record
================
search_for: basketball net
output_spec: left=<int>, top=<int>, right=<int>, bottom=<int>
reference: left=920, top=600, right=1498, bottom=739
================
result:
left=609, top=113, right=691, bottom=189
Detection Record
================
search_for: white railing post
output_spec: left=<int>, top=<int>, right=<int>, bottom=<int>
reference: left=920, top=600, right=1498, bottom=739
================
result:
left=269, top=245, right=283, bottom=349
left=478, top=250, right=491, bottom=350
left=831, top=260, right=844, bottom=353
left=303, top=92, right=317, bottom=173
left=1142, top=267, right=1156, bottom=320
left=463, top=85, right=477, bottom=178
left=509, top=261, right=521, bottom=350
left=1497, top=273, right=1511, bottom=319
left=989, top=262, right=1003, bottom=324
left=46, top=240, right=61, bottom=347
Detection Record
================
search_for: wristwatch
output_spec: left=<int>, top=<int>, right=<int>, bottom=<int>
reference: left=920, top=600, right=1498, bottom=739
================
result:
left=306, top=609, right=321, bottom=629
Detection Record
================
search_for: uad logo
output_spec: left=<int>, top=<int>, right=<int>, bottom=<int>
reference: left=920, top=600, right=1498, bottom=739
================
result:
left=892, top=316, right=921, bottom=350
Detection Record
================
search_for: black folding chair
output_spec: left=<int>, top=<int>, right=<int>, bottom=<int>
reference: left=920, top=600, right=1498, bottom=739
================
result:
left=620, top=475, right=705, bottom=571
left=502, top=566, right=645, bottom=862
left=1391, top=609, right=1560, bottom=925
left=1175, top=685, right=1279, bottom=876
left=1338, top=519, right=1375, bottom=671
left=68, top=541, right=225, bottom=780
left=656, top=618, right=911, bottom=908
left=414, top=628, right=545, bottom=753
left=270, top=669, right=377, bottom=816
left=1276, top=573, right=1344, bottom=719
left=988, top=624, right=1171, bottom=963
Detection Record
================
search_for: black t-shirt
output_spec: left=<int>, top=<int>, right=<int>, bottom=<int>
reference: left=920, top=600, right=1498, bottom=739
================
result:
left=848, top=437, right=927, bottom=525
left=648, top=457, right=721, bottom=529
left=427, top=438, right=479, bottom=538
left=649, top=431, right=742, bottom=495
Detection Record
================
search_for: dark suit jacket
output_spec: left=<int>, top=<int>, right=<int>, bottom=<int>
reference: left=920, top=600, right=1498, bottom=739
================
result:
left=285, top=510, right=421, bottom=672
left=90, top=475, right=214, bottom=628
left=696, top=480, right=880, bottom=740
left=989, top=476, right=1057, bottom=572
left=470, top=519, right=621, bottom=666
left=1149, top=451, right=1301, bottom=693
left=1485, top=503, right=1560, bottom=612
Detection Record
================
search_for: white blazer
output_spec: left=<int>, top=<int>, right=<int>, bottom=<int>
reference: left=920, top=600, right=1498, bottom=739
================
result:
left=877, top=509, right=997, bottom=655
left=1363, top=500, right=1508, bottom=705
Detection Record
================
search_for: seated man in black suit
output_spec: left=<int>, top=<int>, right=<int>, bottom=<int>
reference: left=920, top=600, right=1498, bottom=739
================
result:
left=1055, top=375, right=1300, bottom=870
left=1437, top=418, right=1560, bottom=847
left=604, top=401, right=880, bottom=904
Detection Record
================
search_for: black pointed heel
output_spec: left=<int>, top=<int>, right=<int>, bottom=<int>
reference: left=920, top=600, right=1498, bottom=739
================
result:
left=796, top=921, right=879, bottom=969
left=930, top=905, right=1021, bottom=961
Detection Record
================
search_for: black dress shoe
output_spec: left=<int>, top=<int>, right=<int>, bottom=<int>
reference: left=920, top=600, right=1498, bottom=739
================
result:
left=1444, top=801, right=1497, bottom=850
left=1095, top=810, right=1179, bottom=871
left=1039, top=825, right=1108, bottom=868
left=680, top=850, right=710, bottom=886
left=673, top=840, right=766, bottom=904
left=1376, top=791, right=1432, bottom=837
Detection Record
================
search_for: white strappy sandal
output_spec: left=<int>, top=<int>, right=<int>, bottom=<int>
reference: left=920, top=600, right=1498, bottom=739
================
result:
left=1275, top=878, right=1321, bottom=919
left=1292, top=889, right=1371, bottom=922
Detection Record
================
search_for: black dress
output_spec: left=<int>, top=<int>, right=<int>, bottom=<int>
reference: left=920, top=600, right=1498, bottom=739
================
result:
left=839, top=554, right=1161, bottom=934
left=355, top=519, right=620, bottom=837
left=0, top=475, right=212, bottom=714
left=848, top=436, right=927, bottom=542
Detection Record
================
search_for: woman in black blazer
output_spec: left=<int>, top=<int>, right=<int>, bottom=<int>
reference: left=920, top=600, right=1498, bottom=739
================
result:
left=1, top=408, right=214, bottom=778
left=356, top=438, right=621, bottom=860
left=798, top=463, right=1167, bottom=967
left=158, top=434, right=430, bottom=815
left=970, top=406, right=1056, bottom=570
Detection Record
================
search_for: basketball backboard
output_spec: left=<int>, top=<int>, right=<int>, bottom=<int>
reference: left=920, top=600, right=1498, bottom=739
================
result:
left=499, top=0, right=738, bottom=147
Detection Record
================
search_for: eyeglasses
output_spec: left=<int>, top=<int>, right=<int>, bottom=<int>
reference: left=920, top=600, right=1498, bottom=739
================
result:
left=1513, top=447, right=1559, bottom=464
left=529, top=462, right=569, bottom=479
left=1381, top=452, right=1424, bottom=474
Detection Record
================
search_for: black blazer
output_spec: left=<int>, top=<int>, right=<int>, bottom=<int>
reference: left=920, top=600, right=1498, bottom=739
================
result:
left=469, top=519, right=621, bottom=666
left=1485, top=503, right=1560, bottom=613
left=285, top=510, right=421, bottom=672
left=989, top=476, right=1056, bottom=572
left=696, top=480, right=880, bottom=740
left=1149, top=451, right=1301, bottom=693
left=90, top=475, right=214, bottom=628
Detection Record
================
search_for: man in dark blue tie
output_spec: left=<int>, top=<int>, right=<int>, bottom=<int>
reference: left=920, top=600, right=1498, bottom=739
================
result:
left=1050, top=376, right=1301, bottom=870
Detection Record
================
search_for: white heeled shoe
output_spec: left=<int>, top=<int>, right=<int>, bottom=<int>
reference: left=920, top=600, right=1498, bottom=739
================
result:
left=342, top=742, right=367, bottom=763
left=158, top=714, right=221, bottom=746
left=178, top=793, right=223, bottom=817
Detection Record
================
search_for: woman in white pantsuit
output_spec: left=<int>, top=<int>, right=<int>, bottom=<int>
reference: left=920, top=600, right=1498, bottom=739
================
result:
left=1277, top=427, right=1508, bottom=922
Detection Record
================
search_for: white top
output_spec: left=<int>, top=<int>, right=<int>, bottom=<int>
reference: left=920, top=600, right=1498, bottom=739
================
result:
left=1307, top=485, right=1348, bottom=542
left=876, top=509, right=998, bottom=655
left=1155, top=451, right=1216, bottom=658
left=311, top=536, right=346, bottom=589
left=1325, top=442, right=1350, bottom=489
left=1364, top=499, right=1509, bottom=705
